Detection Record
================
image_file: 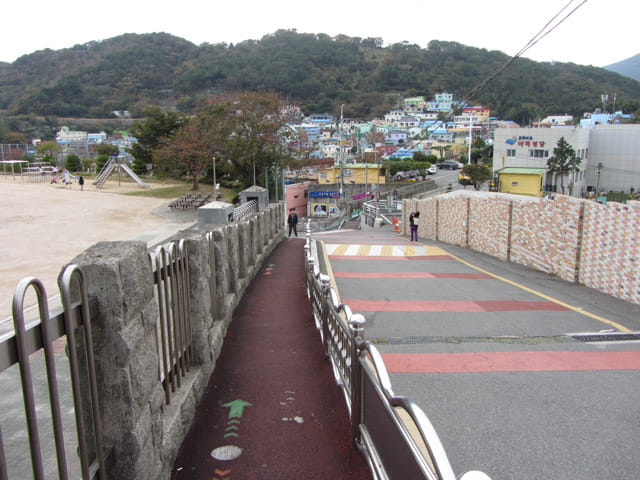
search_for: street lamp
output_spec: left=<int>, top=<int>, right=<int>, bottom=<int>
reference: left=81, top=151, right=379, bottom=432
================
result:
left=596, top=162, right=603, bottom=195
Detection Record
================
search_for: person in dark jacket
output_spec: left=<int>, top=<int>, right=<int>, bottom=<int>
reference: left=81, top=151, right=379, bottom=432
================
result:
left=287, top=208, right=299, bottom=237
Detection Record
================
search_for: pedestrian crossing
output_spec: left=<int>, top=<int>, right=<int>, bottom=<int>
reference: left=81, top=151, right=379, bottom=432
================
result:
left=325, top=243, right=449, bottom=257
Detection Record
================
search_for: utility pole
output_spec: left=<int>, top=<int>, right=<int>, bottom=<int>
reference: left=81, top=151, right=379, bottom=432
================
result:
left=339, top=104, right=344, bottom=206
left=467, top=120, right=473, bottom=165
left=596, top=162, right=603, bottom=195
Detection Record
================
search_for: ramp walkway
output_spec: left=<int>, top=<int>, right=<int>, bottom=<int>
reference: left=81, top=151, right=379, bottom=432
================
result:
left=171, top=237, right=370, bottom=479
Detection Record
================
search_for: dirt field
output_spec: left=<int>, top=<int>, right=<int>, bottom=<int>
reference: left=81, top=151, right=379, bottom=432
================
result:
left=0, top=176, right=196, bottom=323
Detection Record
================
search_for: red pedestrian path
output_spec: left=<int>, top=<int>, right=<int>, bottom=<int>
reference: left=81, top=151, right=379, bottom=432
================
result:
left=171, top=238, right=370, bottom=480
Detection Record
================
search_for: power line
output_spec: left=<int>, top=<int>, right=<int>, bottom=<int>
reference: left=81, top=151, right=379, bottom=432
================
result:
left=460, top=0, right=590, bottom=107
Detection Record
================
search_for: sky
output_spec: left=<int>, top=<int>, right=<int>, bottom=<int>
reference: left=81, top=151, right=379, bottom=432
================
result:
left=1, top=0, right=638, bottom=68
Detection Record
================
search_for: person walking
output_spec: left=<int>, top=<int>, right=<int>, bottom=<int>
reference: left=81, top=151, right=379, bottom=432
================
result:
left=78, top=175, right=85, bottom=191
left=409, top=211, right=420, bottom=241
left=287, top=208, right=299, bottom=237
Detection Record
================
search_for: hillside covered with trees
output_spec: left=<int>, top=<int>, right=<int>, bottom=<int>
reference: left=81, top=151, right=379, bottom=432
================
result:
left=1, top=30, right=639, bottom=133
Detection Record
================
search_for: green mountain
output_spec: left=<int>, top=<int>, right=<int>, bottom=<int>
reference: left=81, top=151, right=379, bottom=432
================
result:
left=1, top=30, right=639, bottom=125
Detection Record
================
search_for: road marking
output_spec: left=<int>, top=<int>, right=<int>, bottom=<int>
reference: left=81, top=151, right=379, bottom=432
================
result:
left=325, top=243, right=451, bottom=257
left=330, top=255, right=452, bottom=260
left=210, top=445, right=243, bottom=461
left=445, top=252, right=632, bottom=332
left=222, top=399, right=252, bottom=418
left=334, top=272, right=493, bottom=279
left=344, top=299, right=568, bottom=312
left=382, top=351, right=640, bottom=373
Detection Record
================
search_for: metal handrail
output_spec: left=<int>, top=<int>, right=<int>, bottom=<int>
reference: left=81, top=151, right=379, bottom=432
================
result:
left=303, top=221, right=491, bottom=480
left=232, top=200, right=258, bottom=222
left=1, top=266, right=107, bottom=480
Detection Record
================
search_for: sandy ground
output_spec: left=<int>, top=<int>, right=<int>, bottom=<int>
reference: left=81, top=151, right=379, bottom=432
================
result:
left=0, top=175, right=196, bottom=324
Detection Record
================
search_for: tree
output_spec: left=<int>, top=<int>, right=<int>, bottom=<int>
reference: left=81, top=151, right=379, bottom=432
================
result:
left=132, top=156, right=148, bottom=176
left=96, top=154, right=109, bottom=172
left=547, top=136, right=579, bottom=193
left=412, top=151, right=430, bottom=163
left=153, top=91, right=291, bottom=190
left=36, top=141, right=61, bottom=164
left=96, top=143, right=119, bottom=157
left=65, top=154, right=82, bottom=172
left=196, top=92, right=289, bottom=189
left=364, top=125, right=385, bottom=165
left=461, top=164, right=492, bottom=190
left=2, top=131, right=29, bottom=144
left=154, top=121, right=211, bottom=191
left=129, top=106, right=183, bottom=171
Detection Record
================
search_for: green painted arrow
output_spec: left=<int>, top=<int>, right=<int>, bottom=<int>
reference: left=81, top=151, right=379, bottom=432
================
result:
left=222, top=399, right=253, bottom=419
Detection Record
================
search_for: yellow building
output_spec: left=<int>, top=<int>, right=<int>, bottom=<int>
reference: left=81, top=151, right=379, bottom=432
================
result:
left=496, top=167, right=546, bottom=197
left=318, top=163, right=386, bottom=185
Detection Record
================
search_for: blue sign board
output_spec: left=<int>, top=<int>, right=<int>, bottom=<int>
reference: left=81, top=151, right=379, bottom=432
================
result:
left=309, top=191, right=339, bottom=198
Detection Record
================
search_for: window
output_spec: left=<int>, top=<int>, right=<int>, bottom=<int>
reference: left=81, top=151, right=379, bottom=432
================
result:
left=343, top=169, right=353, bottom=177
left=320, top=171, right=327, bottom=179
left=506, top=149, right=516, bottom=157
left=529, top=149, right=548, bottom=158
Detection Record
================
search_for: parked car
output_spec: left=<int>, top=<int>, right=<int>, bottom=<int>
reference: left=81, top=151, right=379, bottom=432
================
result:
left=437, top=160, right=459, bottom=170
left=427, top=165, right=437, bottom=175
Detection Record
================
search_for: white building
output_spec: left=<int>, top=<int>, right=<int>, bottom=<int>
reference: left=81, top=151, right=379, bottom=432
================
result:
left=493, top=124, right=640, bottom=195
left=56, top=126, right=87, bottom=143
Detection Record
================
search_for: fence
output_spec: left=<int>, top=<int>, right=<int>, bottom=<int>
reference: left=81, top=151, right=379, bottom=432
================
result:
left=232, top=199, right=258, bottom=222
left=149, top=240, right=193, bottom=405
left=303, top=223, right=491, bottom=480
left=0, top=202, right=285, bottom=479
left=0, top=267, right=106, bottom=480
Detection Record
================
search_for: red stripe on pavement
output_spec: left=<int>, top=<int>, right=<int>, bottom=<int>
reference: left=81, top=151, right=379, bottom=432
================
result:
left=334, top=272, right=492, bottom=279
left=344, top=299, right=568, bottom=312
left=382, top=351, right=640, bottom=373
left=329, top=255, right=453, bottom=260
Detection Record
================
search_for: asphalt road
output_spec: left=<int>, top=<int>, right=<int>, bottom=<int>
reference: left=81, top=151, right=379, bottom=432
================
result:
left=316, top=226, right=640, bottom=480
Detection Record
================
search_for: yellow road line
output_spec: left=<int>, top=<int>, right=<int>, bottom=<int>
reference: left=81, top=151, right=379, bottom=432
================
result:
left=426, top=246, right=450, bottom=256
left=446, top=251, right=632, bottom=332
left=319, top=240, right=341, bottom=303
left=357, top=245, right=371, bottom=256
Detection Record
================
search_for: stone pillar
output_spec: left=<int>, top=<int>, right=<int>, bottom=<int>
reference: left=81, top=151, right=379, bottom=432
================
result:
left=69, top=241, right=165, bottom=480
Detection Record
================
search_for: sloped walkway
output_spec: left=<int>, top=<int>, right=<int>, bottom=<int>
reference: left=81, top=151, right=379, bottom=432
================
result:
left=171, top=237, right=370, bottom=480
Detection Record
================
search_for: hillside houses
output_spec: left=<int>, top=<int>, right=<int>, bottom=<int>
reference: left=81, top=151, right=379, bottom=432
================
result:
left=286, top=92, right=638, bottom=199
left=288, top=92, right=492, bottom=167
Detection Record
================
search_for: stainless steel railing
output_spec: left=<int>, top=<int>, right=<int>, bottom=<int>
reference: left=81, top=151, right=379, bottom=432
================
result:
left=149, top=239, right=193, bottom=405
left=303, top=222, right=491, bottom=480
left=0, top=266, right=106, bottom=480
left=232, top=200, right=258, bottom=222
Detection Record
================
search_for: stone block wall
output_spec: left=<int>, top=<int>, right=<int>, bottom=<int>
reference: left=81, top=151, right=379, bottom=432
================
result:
left=404, top=192, right=639, bottom=304
left=67, top=203, right=285, bottom=479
